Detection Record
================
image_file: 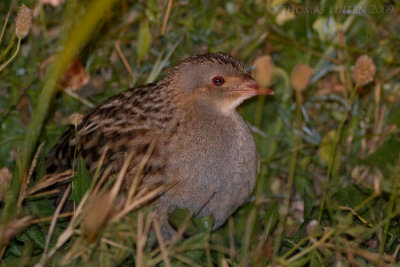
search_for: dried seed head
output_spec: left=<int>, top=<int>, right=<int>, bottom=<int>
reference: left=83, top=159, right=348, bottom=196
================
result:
left=290, top=63, right=313, bottom=92
left=15, top=5, right=32, bottom=39
left=253, top=55, right=275, bottom=88
left=68, top=113, right=84, bottom=126
left=83, top=191, right=115, bottom=242
left=352, top=55, right=376, bottom=86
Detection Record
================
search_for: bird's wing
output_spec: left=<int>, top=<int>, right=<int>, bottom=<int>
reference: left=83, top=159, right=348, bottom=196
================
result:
left=46, top=83, right=175, bottom=189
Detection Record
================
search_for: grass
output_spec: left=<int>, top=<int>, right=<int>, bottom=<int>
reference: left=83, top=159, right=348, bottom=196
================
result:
left=0, top=0, right=400, bottom=266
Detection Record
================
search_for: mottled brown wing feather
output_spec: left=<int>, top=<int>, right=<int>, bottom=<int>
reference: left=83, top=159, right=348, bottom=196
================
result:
left=45, top=125, right=77, bottom=173
left=46, top=81, right=178, bottom=189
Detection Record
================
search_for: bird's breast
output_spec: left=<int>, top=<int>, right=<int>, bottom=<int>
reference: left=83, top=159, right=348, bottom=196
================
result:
left=163, top=110, right=257, bottom=224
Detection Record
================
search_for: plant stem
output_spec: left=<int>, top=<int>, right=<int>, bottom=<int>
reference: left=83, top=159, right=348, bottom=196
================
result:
left=318, top=85, right=358, bottom=223
left=273, top=89, right=302, bottom=258
left=379, top=154, right=400, bottom=264
left=0, top=0, right=14, bottom=47
left=0, top=37, right=21, bottom=72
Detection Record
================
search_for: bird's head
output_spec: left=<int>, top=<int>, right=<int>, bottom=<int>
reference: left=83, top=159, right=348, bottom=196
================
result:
left=168, top=52, right=274, bottom=113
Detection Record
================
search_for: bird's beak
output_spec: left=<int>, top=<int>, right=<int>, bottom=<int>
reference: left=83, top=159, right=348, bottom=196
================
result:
left=235, top=80, right=274, bottom=96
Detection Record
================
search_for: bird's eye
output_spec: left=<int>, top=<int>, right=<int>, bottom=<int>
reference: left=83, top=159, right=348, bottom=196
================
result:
left=212, top=76, right=225, bottom=86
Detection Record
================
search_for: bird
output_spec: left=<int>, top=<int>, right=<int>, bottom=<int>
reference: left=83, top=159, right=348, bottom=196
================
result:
left=46, top=52, right=274, bottom=237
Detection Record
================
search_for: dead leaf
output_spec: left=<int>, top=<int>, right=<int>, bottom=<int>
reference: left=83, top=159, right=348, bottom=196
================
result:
left=60, top=60, right=90, bottom=92
left=40, top=57, right=90, bottom=92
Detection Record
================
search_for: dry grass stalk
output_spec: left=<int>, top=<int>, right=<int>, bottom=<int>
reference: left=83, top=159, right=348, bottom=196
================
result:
left=91, top=166, right=112, bottom=196
left=160, top=0, right=173, bottom=35
left=37, top=140, right=167, bottom=265
left=101, top=237, right=132, bottom=252
left=90, top=144, right=111, bottom=195
left=43, top=185, right=72, bottom=254
left=36, top=191, right=91, bottom=266
left=63, top=89, right=94, bottom=108
left=94, top=144, right=109, bottom=176
left=153, top=215, right=171, bottom=267
left=26, top=170, right=73, bottom=196
left=126, top=137, right=158, bottom=207
left=60, top=165, right=156, bottom=262
left=347, top=247, right=394, bottom=264
left=282, top=229, right=334, bottom=265
left=111, top=186, right=164, bottom=222
left=109, top=150, right=136, bottom=202
left=111, top=137, right=164, bottom=222
left=30, top=211, right=74, bottom=225
left=26, top=188, right=62, bottom=199
left=339, top=206, right=371, bottom=227
left=166, top=214, right=192, bottom=247
left=114, top=41, right=135, bottom=83
left=136, top=211, right=144, bottom=267
left=18, top=143, right=44, bottom=207
left=60, top=237, right=92, bottom=265
left=132, top=211, right=155, bottom=265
